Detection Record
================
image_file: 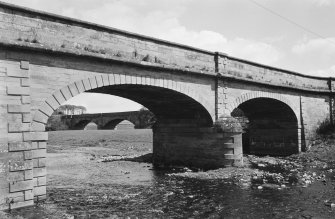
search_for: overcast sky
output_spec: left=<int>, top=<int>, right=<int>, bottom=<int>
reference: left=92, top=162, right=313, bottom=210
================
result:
left=3, top=0, right=335, bottom=112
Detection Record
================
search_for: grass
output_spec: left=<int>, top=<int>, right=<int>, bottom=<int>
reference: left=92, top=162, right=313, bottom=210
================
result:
left=47, top=129, right=153, bottom=155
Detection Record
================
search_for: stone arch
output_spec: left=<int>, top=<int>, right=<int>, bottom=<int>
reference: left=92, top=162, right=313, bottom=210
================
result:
left=30, top=73, right=214, bottom=131
left=113, top=119, right=135, bottom=130
left=228, top=92, right=301, bottom=155
left=73, top=120, right=94, bottom=130
left=227, top=91, right=299, bottom=122
left=101, top=118, right=130, bottom=130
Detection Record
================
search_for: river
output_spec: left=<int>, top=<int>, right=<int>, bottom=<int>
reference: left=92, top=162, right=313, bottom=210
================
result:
left=7, top=130, right=335, bottom=218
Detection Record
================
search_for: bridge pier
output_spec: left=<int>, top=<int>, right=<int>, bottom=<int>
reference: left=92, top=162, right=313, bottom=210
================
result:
left=152, top=118, right=243, bottom=169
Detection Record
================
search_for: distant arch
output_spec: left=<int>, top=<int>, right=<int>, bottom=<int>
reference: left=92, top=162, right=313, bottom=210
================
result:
left=84, top=122, right=98, bottom=130
left=114, top=120, right=135, bottom=130
left=72, top=120, right=92, bottom=130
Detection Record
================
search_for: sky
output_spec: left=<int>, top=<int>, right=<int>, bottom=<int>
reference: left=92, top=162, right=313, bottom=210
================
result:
left=3, top=0, right=335, bottom=113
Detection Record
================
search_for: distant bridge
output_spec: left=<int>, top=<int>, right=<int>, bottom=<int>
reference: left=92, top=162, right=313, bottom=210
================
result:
left=48, top=111, right=152, bottom=130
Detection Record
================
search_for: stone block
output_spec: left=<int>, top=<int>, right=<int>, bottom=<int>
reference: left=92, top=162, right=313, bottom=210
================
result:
left=82, top=79, right=91, bottom=90
left=96, top=75, right=104, bottom=87
left=8, top=123, right=30, bottom=133
left=24, top=189, right=33, bottom=200
left=38, top=158, right=46, bottom=167
left=120, top=74, right=126, bottom=84
left=31, top=142, right=38, bottom=149
left=7, top=68, right=28, bottom=78
left=7, top=133, right=23, bottom=143
left=60, top=87, right=72, bottom=100
left=20, top=78, right=30, bottom=87
left=33, top=167, right=46, bottom=177
left=114, top=74, right=121, bottom=84
left=9, top=159, right=33, bottom=172
left=20, top=61, right=29, bottom=70
left=125, top=75, right=131, bottom=84
left=53, top=91, right=66, bottom=105
left=32, top=178, right=37, bottom=187
left=33, top=159, right=38, bottom=168
left=8, top=142, right=31, bottom=152
left=24, top=151, right=32, bottom=160
left=21, top=96, right=31, bottom=104
left=102, top=74, right=109, bottom=86
left=68, top=83, right=79, bottom=97
left=7, top=104, right=30, bottom=113
left=10, top=200, right=34, bottom=209
left=89, top=77, right=98, bottom=89
left=108, top=74, right=115, bottom=85
left=9, top=179, right=33, bottom=192
left=75, top=81, right=85, bottom=93
left=31, top=149, right=46, bottom=159
left=39, top=103, right=53, bottom=117
left=31, top=122, right=45, bottom=132
left=23, top=132, right=48, bottom=141
left=38, top=142, right=46, bottom=149
left=24, top=170, right=33, bottom=180
left=45, top=96, right=60, bottom=110
left=7, top=114, right=22, bottom=124
left=35, top=194, right=46, bottom=201
left=7, top=171, right=25, bottom=182
left=22, top=114, right=31, bottom=123
left=32, top=111, right=48, bottom=124
left=37, top=176, right=46, bottom=186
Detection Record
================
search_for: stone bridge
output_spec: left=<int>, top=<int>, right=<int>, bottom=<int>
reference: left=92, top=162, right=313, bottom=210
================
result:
left=1, top=2, right=335, bottom=209
left=49, top=111, right=147, bottom=130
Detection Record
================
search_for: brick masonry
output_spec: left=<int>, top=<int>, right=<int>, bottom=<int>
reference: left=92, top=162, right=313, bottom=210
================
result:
left=0, top=2, right=334, bottom=211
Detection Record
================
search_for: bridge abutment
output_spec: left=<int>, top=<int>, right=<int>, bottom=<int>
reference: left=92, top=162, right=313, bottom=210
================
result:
left=0, top=60, right=47, bottom=210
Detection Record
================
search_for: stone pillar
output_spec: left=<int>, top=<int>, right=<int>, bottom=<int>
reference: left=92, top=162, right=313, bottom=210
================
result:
left=0, top=60, right=34, bottom=210
left=213, top=116, right=243, bottom=166
left=152, top=117, right=243, bottom=169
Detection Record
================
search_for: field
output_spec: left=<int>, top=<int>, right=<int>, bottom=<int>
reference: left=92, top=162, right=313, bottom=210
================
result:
left=12, top=130, right=155, bottom=218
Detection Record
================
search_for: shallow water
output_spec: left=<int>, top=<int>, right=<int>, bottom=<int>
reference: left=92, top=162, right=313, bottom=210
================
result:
left=8, top=130, right=335, bottom=218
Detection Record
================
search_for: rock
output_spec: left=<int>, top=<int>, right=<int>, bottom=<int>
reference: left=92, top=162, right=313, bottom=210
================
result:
left=280, top=184, right=286, bottom=188
left=166, top=192, right=174, bottom=196
left=257, top=186, right=263, bottom=189
left=261, top=183, right=280, bottom=189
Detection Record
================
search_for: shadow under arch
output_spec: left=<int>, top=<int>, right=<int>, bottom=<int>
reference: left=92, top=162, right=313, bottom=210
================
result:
left=31, top=74, right=214, bottom=131
left=231, top=97, right=299, bottom=156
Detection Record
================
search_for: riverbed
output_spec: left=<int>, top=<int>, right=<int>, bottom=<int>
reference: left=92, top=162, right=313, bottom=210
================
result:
left=6, top=130, right=335, bottom=218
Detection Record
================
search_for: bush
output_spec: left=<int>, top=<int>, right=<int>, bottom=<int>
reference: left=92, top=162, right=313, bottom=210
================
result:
left=316, top=119, right=335, bottom=135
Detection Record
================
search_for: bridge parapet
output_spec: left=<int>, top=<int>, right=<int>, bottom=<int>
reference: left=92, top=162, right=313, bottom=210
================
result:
left=216, top=53, right=333, bottom=93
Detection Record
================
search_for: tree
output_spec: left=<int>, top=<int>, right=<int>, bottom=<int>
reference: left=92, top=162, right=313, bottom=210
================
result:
left=137, top=107, right=156, bottom=128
